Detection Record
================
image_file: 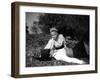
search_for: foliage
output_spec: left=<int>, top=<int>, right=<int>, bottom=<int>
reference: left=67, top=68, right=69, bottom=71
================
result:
left=39, top=13, right=89, bottom=42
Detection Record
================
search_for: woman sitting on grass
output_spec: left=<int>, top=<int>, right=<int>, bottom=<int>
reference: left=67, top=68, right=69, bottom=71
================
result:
left=44, top=27, right=85, bottom=64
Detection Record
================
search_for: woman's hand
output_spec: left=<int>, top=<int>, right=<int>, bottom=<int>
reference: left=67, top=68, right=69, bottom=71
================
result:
left=50, top=50, right=54, bottom=57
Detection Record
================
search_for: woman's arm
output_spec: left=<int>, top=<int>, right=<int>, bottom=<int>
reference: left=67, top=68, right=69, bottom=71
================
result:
left=44, top=39, right=54, bottom=49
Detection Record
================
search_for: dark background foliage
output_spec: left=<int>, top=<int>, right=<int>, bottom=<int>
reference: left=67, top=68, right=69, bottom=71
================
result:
left=39, top=13, right=89, bottom=43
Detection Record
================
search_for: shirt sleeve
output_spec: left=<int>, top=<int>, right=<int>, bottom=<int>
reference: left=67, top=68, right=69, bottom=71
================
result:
left=54, top=34, right=65, bottom=47
left=44, top=39, right=54, bottom=49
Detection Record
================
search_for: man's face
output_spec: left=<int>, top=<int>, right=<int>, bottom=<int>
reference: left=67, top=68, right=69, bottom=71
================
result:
left=50, top=31, right=58, bottom=40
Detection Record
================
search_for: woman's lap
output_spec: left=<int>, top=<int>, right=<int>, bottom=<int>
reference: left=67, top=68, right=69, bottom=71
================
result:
left=53, top=48, right=67, bottom=60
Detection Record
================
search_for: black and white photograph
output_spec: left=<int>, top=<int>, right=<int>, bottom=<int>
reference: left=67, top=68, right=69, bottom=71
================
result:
left=11, top=2, right=97, bottom=78
left=26, top=12, right=90, bottom=67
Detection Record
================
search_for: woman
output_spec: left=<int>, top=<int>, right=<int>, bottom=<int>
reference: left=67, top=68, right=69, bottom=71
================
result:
left=44, top=27, right=85, bottom=64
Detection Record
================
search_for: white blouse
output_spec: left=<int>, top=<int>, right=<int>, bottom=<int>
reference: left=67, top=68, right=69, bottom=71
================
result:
left=44, top=34, right=66, bottom=49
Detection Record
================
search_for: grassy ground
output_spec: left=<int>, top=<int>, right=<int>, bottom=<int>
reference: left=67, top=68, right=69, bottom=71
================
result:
left=26, top=56, right=78, bottom=67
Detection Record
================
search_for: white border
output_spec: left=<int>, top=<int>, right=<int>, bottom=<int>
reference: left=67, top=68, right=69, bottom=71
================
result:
left=19, top=5, right=95, bottom=74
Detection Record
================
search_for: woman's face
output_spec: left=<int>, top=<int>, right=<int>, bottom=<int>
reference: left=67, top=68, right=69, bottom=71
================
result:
left=50, top=31, right=58, bottom=40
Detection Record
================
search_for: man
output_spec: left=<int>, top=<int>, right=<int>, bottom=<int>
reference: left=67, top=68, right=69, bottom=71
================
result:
left=44, top=27, right=85, bottom=64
